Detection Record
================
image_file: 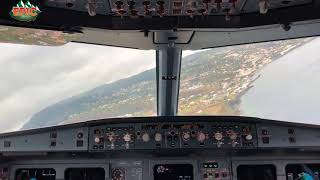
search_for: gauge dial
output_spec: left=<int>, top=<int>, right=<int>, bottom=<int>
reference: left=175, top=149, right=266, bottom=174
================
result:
left=214, top=132, right=223, bottom=141
left=197, top=132, right=206, bottom=142
left=155, top=133, right=162, bottom=142
left=142, top=133, right=150, bottom=142
left=123, top=133, right=131, bottom=142
left=182, top=132, right=191, bottom=141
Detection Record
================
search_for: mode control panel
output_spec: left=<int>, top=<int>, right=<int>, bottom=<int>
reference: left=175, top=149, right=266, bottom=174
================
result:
left=89, top=122, right=257, bottom=151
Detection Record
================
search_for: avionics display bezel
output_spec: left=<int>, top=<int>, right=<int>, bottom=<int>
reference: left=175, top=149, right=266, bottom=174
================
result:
left=237, top=165, right=276, bottom=180
left=286, top=164, right=320, bottom=180
left=154, top=164, right=193, bottom=180
left=64, top=168, right=105, bottom=180
left=15, top=168, right=56, bottom=180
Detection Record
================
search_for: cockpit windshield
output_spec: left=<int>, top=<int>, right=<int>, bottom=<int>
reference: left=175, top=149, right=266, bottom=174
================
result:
left=1, top=35, right=319, bottom=133
left=179, top=37, right=320, bottom=125
left=0, top=42, right=156, bottom=133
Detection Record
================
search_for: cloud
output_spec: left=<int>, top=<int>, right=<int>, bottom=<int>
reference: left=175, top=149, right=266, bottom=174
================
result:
left=0, top=42, right=155, bottom=132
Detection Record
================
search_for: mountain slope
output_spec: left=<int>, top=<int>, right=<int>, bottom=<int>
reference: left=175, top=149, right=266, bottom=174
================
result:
left=22, top=38, right=313, bottom=130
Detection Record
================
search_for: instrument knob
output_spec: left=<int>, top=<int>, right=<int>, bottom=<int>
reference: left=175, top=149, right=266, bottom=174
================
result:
left=182, top=132, right=191, bottom=141
left=142, top=133, right=150, bottom=142
left=214, top=132, right=223, bottom=141
left=155, top=133, right=162, bottom=142
left=229, top=132, right=237, bottom=140
left=94, top=136, right=100, bottom=143
left=197, top=132, right=206, bottom=142
left=245, top=134, right=253, bottom=141
left=123, top=133, right=131, bottom=142
left=107, top=132, right=116, bottom=142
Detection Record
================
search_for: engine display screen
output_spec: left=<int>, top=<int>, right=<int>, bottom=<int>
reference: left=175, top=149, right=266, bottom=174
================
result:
left=154, top=164, right=193, bottom=180
left=15, top=168, right=56, bottom=180
left=237, top=165, right=276, bottom=180
left=65, top=168, right=105, bottom=180
left=286, top=164, right=320, bottom=180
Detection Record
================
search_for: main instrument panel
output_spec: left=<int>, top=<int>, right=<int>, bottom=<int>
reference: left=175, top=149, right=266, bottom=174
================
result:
left=1, top=116, right=320, bottom=152
left=0, top=117, right=320, bottom=180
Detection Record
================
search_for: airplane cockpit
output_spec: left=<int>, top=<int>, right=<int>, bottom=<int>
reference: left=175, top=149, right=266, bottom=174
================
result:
left=1, top=0, right=320, bottom=180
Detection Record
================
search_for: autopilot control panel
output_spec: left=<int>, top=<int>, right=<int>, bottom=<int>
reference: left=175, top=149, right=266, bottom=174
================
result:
left=89, top=122, right=256, bottom=151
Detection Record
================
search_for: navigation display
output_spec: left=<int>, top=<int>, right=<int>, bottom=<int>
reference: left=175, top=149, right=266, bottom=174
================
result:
left=15, top=168, right=56, bottom=180
left=286, top=164, right=320, bottom=180
left=237, top=165, right=276, bottom=180
left=65, top=168, right=105, bottom=180
left=154, top=164, right=193, bottom=180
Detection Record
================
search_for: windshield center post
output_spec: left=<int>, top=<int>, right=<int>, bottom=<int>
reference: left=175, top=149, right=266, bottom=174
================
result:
left=156, top=47, right=182, bottom=116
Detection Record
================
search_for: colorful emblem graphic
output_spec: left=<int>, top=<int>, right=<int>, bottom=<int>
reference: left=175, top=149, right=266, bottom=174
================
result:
left=10, top=0, right=41, bottom=22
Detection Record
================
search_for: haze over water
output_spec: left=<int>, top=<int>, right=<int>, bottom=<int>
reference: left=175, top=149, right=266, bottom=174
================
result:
left=240, top=38, right=320, bottom=125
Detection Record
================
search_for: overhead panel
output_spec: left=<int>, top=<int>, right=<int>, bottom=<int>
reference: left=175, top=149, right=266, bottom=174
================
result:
left=241, top=0, right=313, bottom=13
left=44, top=0, right=313, bottom=17
left=44, top=0, right=113, bottom=15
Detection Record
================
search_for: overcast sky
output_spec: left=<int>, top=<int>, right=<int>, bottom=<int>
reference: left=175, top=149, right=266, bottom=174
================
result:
left=0, top=42, right=157, bottom=133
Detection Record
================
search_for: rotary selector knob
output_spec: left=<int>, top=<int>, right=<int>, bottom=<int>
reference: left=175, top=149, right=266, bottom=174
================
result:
left=229, top=132, right=237, bottom=140
left=154, top=133, right=162, bottom=142
left=142, top=133, right=150, bottom=142
left=107, top=132, right=116, bottom=142
left=123, top=133, right=131, bottom=142
left=94, top=136, right=100, bottom=143
left=214, top=132, right=223, bottom=141
left=182, top=132, right=191, bottom=141
left=245, top=134, right=253, bottom=141
left=197, top=132, right=206, bottom=142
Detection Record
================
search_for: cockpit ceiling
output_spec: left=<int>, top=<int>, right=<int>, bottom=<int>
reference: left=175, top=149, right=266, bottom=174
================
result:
left=75, top=20, right=320, bottom=50
left=1, top=19, right=320, bottom=49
